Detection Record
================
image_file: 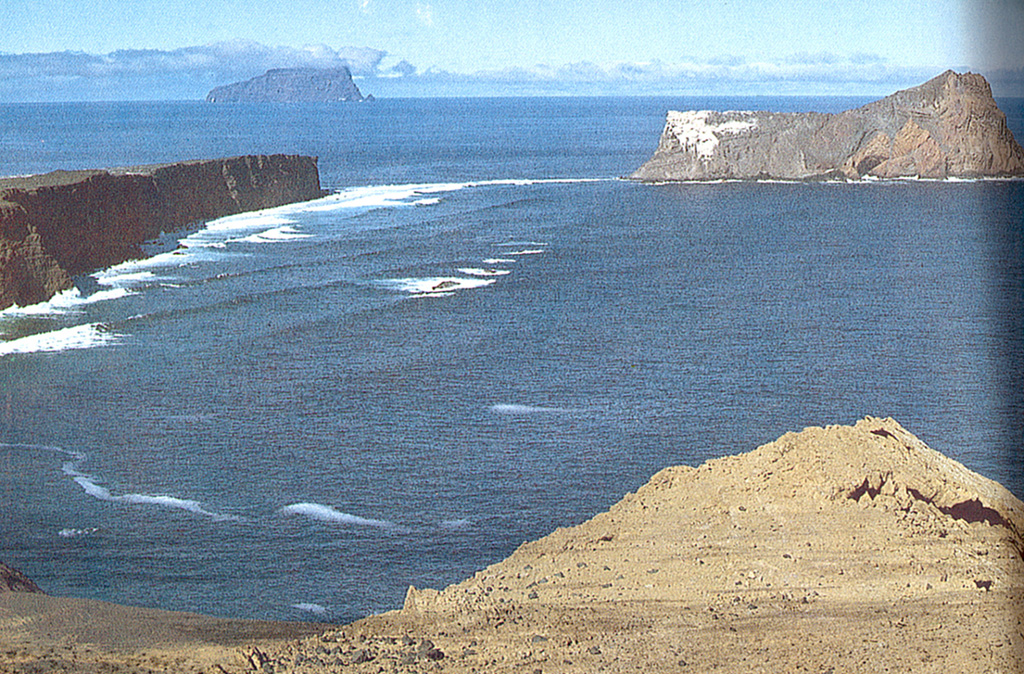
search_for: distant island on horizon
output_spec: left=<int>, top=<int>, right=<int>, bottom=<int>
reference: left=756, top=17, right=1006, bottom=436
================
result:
left=205, top=67, right=371, bottom=103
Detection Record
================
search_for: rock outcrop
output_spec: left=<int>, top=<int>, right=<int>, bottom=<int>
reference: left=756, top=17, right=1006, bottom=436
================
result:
left=632, top=70, right=1024, bottom=181
left=206, top=68, right=368, bottom=103
left=0, top=155, right=322, bottom=310
left=0, top=562, right=44, bottom=593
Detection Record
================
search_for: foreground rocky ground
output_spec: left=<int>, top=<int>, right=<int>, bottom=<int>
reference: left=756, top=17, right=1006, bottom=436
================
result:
left=2, top=417, right=1022, bottom=673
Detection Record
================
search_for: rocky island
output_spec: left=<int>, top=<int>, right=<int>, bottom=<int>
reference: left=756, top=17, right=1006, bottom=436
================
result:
left=2, top=418, right=1021, bottom=672
left=206, top=68, right=369, bottom=103
left=0, top=155, right=322, bottom=311
left=632, top=70, right=1024, bottom=181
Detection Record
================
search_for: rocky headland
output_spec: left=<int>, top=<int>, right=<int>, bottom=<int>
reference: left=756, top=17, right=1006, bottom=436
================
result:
left=206, top=68, right=369, bottom=103
left=0, top=155, right=322, bottom=311
left=1, top=418, right=1021, bottom=672
left=632, top=70, right=1024, bottom=181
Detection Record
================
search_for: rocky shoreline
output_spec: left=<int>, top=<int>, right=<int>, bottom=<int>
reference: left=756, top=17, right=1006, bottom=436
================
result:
left=0, top=155, right=323, bottom=311
left=2, top=418, right=1021, bottom=672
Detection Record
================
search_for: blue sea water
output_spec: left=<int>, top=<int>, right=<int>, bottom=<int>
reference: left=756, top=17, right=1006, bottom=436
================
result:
left=0, top=97, right=1021, bottom=623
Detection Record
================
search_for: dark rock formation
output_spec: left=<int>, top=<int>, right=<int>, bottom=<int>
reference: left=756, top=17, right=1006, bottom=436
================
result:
left=632, top=70, right=1024, bottom=181
left=1, top=561, right=44, bottom=593
left=206, top=68, right=367, bottom=103
left=0, top=155, right=322, bottom=310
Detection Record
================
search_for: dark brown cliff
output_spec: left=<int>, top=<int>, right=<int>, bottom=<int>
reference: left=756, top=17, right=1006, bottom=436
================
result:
left=0, top=155, right=322, bottom=310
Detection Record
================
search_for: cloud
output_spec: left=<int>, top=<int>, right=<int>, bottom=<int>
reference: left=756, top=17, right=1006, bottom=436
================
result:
left=380, top=54, right=998, bottom=96
left=389, top=59, right=417, bottom=77
left=0, top=40, right=387, bottom=81
left=2, top=43, right=1018, bottom=100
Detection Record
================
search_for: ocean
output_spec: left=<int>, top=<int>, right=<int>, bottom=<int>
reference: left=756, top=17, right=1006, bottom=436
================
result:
left=0, top=96, right=1021, bottom=623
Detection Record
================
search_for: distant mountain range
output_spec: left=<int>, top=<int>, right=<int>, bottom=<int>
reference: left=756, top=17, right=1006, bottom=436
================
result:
left=206, top=67, right=371, bottom=103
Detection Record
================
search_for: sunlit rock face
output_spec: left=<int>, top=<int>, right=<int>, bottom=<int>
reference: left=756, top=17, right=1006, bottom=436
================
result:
left=632, top=71, right=1024, bottom=181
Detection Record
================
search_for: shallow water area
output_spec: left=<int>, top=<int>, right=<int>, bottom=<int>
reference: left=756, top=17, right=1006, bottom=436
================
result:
left=0, top=96, right=1021, bottom=623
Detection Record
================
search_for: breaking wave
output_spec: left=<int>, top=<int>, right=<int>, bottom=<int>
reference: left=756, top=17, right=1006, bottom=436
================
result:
left=0, top=287, right=133, bottom=317
left=279, top=502, right=399, bottom=530
left=382, top=276, right=496, bottom=297
left=0, top=323, right=122, bottom=356
left=291, top=602, right=329, bottom=616
left=489, top=403, right=572, bottom=415
left=230, top=225, right=314, bottom=244
left=457, top=267, right=511, bottom=277
left=59, top=448, right=239, bottom=522
left=58, top=527, right=99, bottom=538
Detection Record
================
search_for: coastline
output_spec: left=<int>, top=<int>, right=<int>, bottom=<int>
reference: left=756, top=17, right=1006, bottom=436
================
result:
left=3, top=417, right=1021, bottom=672
left=0, top=155, right=322, bottom=311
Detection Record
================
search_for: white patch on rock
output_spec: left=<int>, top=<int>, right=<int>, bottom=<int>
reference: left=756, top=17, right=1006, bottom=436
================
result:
left=665, top=110, right=757, bottom=159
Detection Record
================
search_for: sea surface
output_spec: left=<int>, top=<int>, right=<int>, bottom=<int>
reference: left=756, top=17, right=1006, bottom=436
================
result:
left=0, top=96, right=1021, bottom=623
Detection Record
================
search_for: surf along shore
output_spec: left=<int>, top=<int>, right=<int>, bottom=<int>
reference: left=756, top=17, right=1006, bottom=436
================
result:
left=2, top=417, right=1021, bottom=673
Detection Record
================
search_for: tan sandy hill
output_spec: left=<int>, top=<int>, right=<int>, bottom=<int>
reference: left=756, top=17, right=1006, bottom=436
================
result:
left=2, top=417, right=1022, bottom=673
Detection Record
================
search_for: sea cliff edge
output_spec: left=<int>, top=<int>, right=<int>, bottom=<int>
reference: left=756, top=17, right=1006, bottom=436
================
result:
left=0, top=155, right=323, bottom=311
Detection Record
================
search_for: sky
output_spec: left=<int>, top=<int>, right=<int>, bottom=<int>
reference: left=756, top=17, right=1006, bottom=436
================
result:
left=1, top=0, right=1022, bottom=100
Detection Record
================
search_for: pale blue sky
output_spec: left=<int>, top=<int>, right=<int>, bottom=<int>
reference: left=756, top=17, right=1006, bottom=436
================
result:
left=1, top=0, right=1021, bottom=99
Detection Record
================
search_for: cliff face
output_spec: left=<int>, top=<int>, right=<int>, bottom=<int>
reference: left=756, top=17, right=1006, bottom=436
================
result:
left=632, top=70, right=1024, bottom=181
left=206, top=68, right=367, bottom=103
left=0, top=155, right=322, bottom=310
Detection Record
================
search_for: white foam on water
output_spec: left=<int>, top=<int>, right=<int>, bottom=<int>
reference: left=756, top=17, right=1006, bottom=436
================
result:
left=203, top=212, right=296, bottom=234
left=383, top=276, right=496, bottom=296
left=458, top=267, right=511, bottom=277
left=489, top=403, right=571, bottom=415
left=302, top=183, right=467, bottom=212
left=230, top=225, right=313, bottom=244
left=0, top=287, right=134, bottom=317
left=302, top=178, right=609, bottom=215
left=279, top=502, right=398, bottom=530
left=0, top=323, right=122, bottom=356
left=506, top=249, right=546, bottom=256
left=495, top=241, right=548, bottom=247
left=291, top=602, right=329, bottom=616
left=440, top=518, right=472, bottom=530
left=93, top=269, right=159, bottom=288
left=180, top=212, right=301, bottom=250
left=59, top=450, right=239, bottom=522
left=58, top=527, right=99, bottom=538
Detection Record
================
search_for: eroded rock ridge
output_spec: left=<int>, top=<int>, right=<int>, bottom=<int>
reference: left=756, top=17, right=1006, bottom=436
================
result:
left=0, top=155, right=322, bottom=310
left=632, top=70, right=1024, bottom=181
